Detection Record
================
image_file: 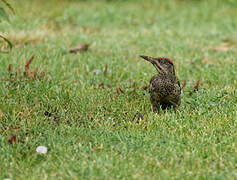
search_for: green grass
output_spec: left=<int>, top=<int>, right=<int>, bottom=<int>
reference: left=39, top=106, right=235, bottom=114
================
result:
left=0, top=0, right=237, bottom=179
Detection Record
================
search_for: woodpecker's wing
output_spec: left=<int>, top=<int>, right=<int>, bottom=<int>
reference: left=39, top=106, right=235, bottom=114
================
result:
left=176, top=77, right=181, bottom=88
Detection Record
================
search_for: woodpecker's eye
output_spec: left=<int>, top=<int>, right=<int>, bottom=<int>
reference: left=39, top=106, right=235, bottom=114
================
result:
left=159, top=59, right=170, bottom=66
left=160, top=59, right=166, bottom=64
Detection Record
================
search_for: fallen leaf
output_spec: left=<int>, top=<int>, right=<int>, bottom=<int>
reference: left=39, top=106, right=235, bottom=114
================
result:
left=142, top=84, right=148, bottom=90
left=116, top=86, right=124, bottom=95
left=15, top=68, right=20, bottom=76
left=182, top=80, right=186, bottom=89
left=99, top=83, right=105, bottom=89
left=8, top=135, right=17, bottom=144
left=189, top=80, right=200, bottom=96
left=40, top=71, right=45, bottom=77
left=33, top=67, right=38, bottom=79
left=25, top=55, right=34, bottom=70
left=213, top=46, right=229, bottom=52
left=119, top=87, right=124, bottom=93
left=226, top=94, right=231, bottom=99
left=69, top=43, right=89, bottom=53
left=206, top=45, right=229, bottom=52
left=131, top=87, right=136, bottom=94
left=92, top=146, right=97, bottom=152
left=116, top=88, right=120, bottom=95
left=222, top=39, right=231, bottom=43
left=24, top=55, right=34, bottom=76
left=222, top=39, right=236, bottom=45
left=194, top=80, right=200, bottom=91
left=103, top=64, right=108, bottom=77
left=8, top=64, right=12, bottom=73
left=202, top=58, right=213, bottom=64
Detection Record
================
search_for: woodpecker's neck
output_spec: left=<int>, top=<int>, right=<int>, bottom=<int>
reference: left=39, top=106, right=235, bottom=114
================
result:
left=158, top=70, right=177, bottom=82
left=157, top=68, right=175, bottom=76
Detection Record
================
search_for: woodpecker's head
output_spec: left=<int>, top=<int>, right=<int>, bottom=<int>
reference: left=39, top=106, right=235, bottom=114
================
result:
left=140, top=55, right=175, bottom=75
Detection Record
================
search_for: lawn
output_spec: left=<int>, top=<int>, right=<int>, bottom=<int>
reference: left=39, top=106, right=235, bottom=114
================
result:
left=0, top=0, right=237, bottom=179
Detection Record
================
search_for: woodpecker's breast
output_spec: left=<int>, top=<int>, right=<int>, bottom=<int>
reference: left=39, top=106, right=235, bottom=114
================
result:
left=149, top=74, right=181, bottom=102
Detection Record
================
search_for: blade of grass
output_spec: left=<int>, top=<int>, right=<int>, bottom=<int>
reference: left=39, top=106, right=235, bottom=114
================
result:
left=0, top=7, right=9, bottom=21
left=0, top=34, right=13, bottom=52
left=1, top=0, right=14, bottom=13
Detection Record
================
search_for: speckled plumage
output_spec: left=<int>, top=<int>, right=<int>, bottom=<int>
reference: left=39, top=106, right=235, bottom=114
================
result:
left=140, top=55, right=181, bottom=112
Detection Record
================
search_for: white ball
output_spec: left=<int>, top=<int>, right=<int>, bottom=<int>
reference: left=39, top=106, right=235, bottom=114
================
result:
left=36, top=146, right=47, bottom=154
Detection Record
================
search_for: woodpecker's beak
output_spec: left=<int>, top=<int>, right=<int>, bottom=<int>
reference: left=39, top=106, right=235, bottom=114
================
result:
left=140, top=55, right=154, bottom=62
left=140, top=55, right=164, bottom=72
